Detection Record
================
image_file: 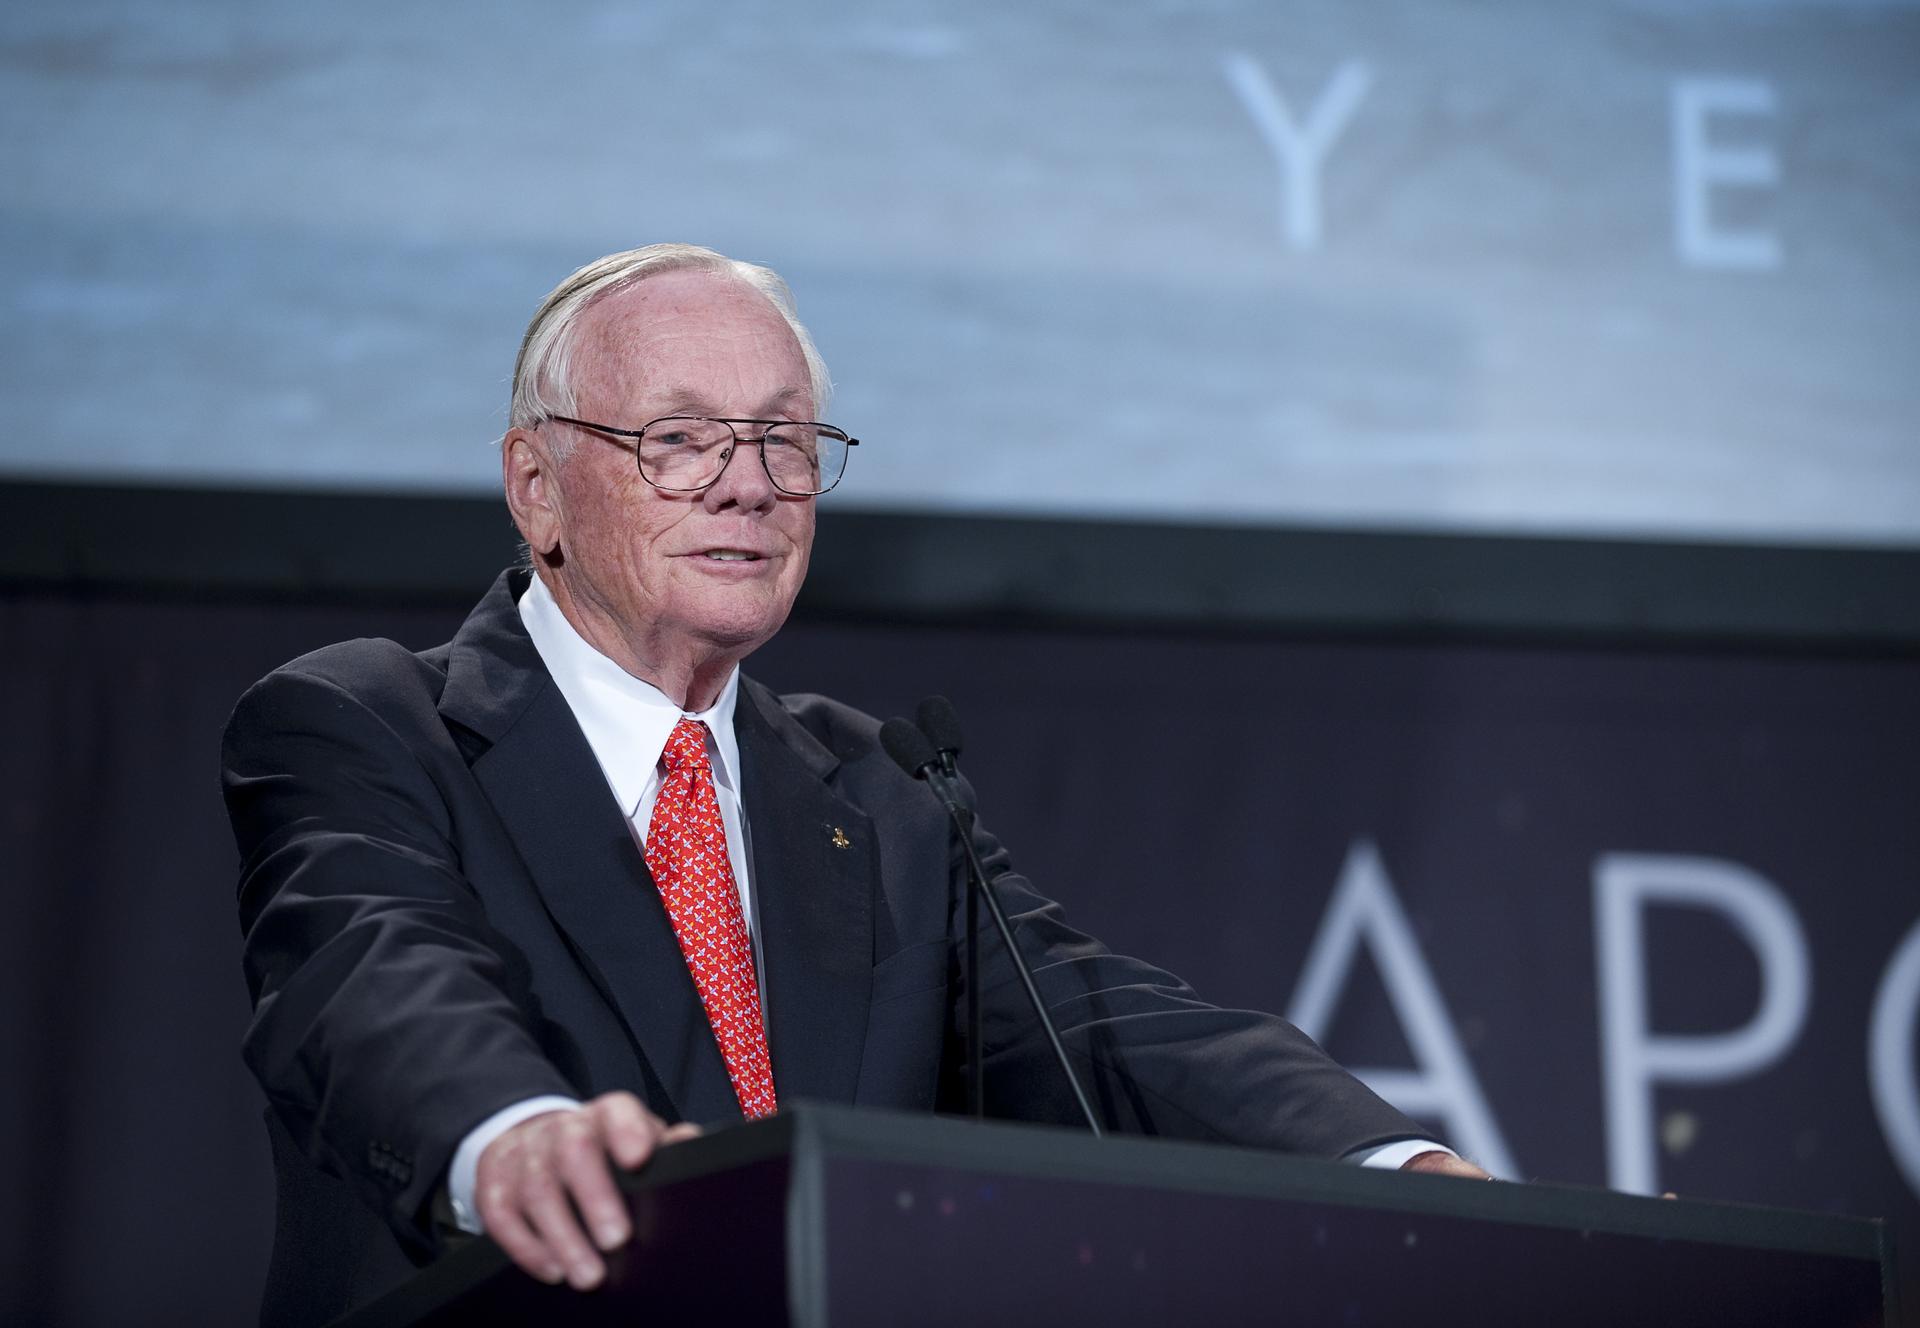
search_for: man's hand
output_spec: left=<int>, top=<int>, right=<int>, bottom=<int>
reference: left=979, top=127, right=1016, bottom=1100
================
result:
left=1400, top=1149, right=1494, bottom=1181
left=474, top=1091, right=699, bottom=1290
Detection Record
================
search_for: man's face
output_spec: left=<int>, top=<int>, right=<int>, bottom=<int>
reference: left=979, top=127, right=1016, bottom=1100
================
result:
left=515, top=269, right=817, bottom=682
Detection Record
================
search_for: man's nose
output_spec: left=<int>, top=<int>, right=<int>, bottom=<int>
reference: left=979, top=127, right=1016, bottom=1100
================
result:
left=702, top=429, right=778, bottom=512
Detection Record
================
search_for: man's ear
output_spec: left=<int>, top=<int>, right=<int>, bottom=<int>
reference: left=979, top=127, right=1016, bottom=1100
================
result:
left=503, top=428, right=562, bottom=560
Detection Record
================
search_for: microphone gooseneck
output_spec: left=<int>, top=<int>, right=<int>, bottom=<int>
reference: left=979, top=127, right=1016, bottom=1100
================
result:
left=883, top=698, right=1104, bottom=1138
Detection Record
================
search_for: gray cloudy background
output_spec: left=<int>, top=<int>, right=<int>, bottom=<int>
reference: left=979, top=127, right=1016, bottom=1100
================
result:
left=2, top=0, right=1916, bottom=545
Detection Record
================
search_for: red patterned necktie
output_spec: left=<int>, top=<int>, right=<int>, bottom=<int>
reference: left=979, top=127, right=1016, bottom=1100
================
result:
left=645, top=718, right=777, bottom=1118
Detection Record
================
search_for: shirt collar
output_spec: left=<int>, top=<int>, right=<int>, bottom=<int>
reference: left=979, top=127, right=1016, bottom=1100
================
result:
left=517, top=573, right=742, bottom=818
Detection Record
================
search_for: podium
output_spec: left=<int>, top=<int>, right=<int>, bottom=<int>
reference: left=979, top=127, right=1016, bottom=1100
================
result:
left=341, top=1103, right=1891, bottom=1326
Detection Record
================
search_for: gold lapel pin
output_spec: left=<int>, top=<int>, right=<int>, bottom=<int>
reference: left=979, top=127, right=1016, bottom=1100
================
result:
left=830, top=827, right=851, bottom=849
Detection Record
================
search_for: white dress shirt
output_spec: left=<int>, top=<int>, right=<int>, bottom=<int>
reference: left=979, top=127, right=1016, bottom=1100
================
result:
left=446, top=576, right=1454, bottom=1231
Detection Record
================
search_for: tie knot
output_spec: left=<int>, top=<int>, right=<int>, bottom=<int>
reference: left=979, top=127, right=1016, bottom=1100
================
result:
left=661, top=717, right=712, bottom=775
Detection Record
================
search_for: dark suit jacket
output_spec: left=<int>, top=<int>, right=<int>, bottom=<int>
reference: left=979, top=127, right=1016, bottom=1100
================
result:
left=223, top=569, right=1425, bottom=1326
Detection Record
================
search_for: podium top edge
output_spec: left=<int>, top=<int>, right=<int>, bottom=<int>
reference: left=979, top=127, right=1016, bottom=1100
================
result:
left=626, top=1103, right=1885, bottom=1264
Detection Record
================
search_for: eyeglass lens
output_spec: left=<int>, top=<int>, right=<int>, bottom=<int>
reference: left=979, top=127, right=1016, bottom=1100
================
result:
left=640, top=419, right=847, bottom=495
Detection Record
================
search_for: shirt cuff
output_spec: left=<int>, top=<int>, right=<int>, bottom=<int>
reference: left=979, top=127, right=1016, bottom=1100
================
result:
left=447, top=1095, right=582, bottom=1234
left=1344, top=1138, right=1457, bottom=1171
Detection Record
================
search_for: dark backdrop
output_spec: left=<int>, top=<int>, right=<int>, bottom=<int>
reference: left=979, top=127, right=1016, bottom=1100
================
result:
left=3, top=498, right=1917, bottom=1325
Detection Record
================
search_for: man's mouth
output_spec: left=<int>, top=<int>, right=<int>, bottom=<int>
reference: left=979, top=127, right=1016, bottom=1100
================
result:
left=701, top=550, right=763, bottom=562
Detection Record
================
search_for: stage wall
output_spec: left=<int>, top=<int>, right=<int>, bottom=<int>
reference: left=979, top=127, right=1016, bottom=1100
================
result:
left=2, top=583, right=1914, bottom=1324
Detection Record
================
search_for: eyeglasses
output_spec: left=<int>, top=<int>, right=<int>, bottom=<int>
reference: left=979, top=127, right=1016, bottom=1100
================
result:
left=544, top=414, right=858, bottom=496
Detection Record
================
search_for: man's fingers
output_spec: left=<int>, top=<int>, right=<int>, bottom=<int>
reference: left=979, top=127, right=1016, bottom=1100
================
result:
left=480, top=1185, right=566, bottom=1286
left=520, top=1167, right=605, bottom=1291
left=556, top=1112, right=631, bottom=1250
left=590, top=1092, right=662, bottom=1171
left=586, top=1091, right=700, bottom=1167
left=475, top=1109, right=611, bottom=1287
left=476, top=1129, right=570, bottom=1286
left=1400, top=1150, right=1495, bottom=1181
left=474, top=1097, right=698, bottom=1290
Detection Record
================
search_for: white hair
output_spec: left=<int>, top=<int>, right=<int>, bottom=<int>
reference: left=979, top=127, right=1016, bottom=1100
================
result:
left=508, top=243, right=832, bottom=443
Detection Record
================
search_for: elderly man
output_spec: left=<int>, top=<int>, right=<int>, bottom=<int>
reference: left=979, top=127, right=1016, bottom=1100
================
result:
left=224, top=243, right=1484, bottom=1326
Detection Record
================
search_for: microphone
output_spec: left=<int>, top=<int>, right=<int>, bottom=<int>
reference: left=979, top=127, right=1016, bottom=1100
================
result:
left=915, top=695, right=963, bottom=779
left=880, top=699, right=1105, bottom=1138
left=879, top=716, right=941, bottom=781
left=890, top=700, right=973, bottom=815
left=881, top=714, right=971, bottom=818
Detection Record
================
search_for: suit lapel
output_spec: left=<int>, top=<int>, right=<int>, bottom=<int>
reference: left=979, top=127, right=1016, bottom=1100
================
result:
left=735, top=680, right=876, bottom=1107
left=439, top=572, right=741, bottom=1126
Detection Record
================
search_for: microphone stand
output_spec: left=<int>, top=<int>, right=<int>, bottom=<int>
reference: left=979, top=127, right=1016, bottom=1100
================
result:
left=961, top=803, right=982, bottom=1122
left=883, top=718, right=1104, bottom=1138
